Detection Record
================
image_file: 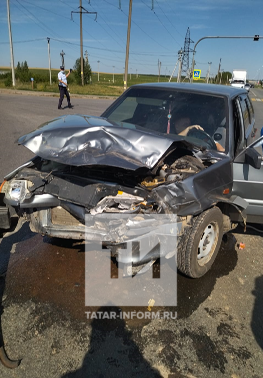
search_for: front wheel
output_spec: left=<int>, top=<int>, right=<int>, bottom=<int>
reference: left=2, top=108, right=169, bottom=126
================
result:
left=177, top=207, right=223, bottom=278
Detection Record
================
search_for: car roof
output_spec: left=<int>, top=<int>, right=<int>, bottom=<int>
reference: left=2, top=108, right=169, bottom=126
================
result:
left=132, top=82, right=246, bottom=99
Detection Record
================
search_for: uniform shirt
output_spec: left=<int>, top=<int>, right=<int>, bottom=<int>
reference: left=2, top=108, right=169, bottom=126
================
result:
left=58, top=70, right=67, bottom=87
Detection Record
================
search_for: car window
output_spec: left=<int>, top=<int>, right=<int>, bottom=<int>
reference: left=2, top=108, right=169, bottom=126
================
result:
left=104, top=87, right=228, bottom=151
left=105, top=97, right=138, bottom=123
left=233, top=98, right=245, bottom=155
left=238, top=94, right=251, bottom=138
left=245, top=96, right=254, bottom=123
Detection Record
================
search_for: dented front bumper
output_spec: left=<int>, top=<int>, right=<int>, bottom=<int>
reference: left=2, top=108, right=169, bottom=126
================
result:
left=28, top=206, right=182, bottom=264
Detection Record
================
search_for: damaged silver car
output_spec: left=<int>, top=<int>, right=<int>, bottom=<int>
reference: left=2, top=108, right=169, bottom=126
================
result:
left=1, top=83, right=263, bottom=278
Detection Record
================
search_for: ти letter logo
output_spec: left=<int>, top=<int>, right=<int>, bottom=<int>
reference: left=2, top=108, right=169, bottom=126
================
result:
left=85, top=213, right=179, bottom=307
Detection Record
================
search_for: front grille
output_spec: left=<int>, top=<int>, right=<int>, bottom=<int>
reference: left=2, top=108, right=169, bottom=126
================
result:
left=51, top=206, right=81, bottom=226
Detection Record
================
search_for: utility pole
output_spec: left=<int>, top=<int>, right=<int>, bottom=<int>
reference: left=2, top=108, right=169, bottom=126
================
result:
left=217, top=58, right=221, bottom=84
left=71, top=2, right=97, bottom=86
left=97, top=60, right=100, bottom=81
left=7, top=0, right=15, bottom=86
left=169, top=60, right=179, bottom=82
left=60, top=50, right=65, bottom=66
left=80, top=0, right=83, bottom=85
left=47, top=38, right=52, bottom=85
left=206, top=62, right=212, bottom=83
left=113, top=66, right=115, bottom=83
left=158, top=59, right=161, bottom=82
left=124, top=0, right=132, bottom=91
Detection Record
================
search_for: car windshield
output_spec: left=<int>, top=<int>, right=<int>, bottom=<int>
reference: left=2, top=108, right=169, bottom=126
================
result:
left=103, top=87, right=228, bottom=152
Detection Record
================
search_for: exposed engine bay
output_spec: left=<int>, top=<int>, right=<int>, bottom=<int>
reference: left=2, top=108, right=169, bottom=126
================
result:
left=4, top=148, right=210, bottom=221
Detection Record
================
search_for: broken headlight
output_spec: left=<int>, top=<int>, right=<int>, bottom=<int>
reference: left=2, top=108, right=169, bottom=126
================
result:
left=5, top=180, right=27, bottom=202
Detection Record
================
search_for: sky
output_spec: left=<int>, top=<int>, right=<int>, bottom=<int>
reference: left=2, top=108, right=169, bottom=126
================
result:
left=1, top=0, right=263, bottom=80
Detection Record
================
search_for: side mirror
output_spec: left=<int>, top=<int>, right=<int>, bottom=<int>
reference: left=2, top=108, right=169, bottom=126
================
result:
left=245, top=148, right=261, bottom=169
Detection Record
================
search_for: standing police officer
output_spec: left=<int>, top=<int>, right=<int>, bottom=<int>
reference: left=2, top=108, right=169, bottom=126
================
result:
left=58, top=66, right=72, bottom=109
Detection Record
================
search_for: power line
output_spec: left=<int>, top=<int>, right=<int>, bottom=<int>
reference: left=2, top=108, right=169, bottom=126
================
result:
left=141, top=0, right=181, bottom=47
left=68, top=1, right=125, bottom=63
left=58, top=0, right=79, bottom=11
left=13, top=0, right=62, bottom=39
left=50, top=37, right=176, bottom=57
left=19, top=0, right=71, bottom=21
left=0, top=36, right=176, bottom=58
left=85, top=1, right=148, bottom=67
left=85, top=0, right=125, bottom=50
left=103, top=0, right=170, bottom=53
left=11, top=0, right=80, bottom=62
left=101, top=0, right=120, bottom=10
left=0, top=38, right=46, bottom=44
left=121, top=8, right=170, bottom=53
left=154, top=0, right=184, bottom=39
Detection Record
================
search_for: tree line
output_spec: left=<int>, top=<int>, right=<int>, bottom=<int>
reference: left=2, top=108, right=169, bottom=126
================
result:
left=1, top=58, right=92, bottom=87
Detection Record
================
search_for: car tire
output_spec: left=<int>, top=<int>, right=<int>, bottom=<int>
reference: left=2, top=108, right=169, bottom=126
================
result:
left=177, top=207, right=223, bottom=278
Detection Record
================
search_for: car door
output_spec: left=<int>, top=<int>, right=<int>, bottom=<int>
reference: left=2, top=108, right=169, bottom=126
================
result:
left=232, top=94, right=263, bottom=223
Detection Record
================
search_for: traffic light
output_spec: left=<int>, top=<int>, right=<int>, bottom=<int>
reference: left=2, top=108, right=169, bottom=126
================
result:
left=254, top=35, right=259, bottom=41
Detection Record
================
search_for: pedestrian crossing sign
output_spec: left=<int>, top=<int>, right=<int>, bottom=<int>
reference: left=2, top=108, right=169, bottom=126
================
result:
left=193, top=69, right=201, bottom=80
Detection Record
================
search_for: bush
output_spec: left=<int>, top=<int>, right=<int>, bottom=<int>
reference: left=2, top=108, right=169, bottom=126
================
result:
left=74, top=58, right=92, bottom=85
left=15, top=60, right=31, bottom=83
left=0, top=71, right=11, bottom=79
left=4, top=73, right=12, bottom=87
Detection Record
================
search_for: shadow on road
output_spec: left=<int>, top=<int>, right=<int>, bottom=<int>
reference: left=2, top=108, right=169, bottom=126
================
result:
left=251, top=275, right=263, bottom=350
left=61, top=306, right=162, bottom=378
left=0, top=220, right=35, bottom=369
left=0, top=275, right=21, bottom=368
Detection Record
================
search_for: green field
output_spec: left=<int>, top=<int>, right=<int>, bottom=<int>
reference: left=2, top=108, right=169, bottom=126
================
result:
left=0, top=67, right=203, bottom=96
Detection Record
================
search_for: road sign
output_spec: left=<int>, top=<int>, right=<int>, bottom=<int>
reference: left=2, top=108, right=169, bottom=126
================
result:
left=193, top=69, right=201, bottom=80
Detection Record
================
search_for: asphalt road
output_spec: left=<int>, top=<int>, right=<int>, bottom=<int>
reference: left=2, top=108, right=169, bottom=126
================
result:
left=0, top=91, right=114, bottom=179
left=0, top=89, right=263, bottom=378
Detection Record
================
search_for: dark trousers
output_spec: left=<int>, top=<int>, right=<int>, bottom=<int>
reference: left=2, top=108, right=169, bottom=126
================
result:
left=58, top=86, right=71, bottom=108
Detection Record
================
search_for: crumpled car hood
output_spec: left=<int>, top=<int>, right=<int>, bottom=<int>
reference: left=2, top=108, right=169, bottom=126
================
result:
left=18, top=114, right=187, bottom=170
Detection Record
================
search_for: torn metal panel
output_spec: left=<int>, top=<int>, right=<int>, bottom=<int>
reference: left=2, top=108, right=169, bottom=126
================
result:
left=153, top=157, right=233, bottom=216
left=90, top=193, right=145, bottom=215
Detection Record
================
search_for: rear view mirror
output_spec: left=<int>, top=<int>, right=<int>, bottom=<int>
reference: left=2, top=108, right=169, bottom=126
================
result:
left=245, top=148, right=262, bottom=169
